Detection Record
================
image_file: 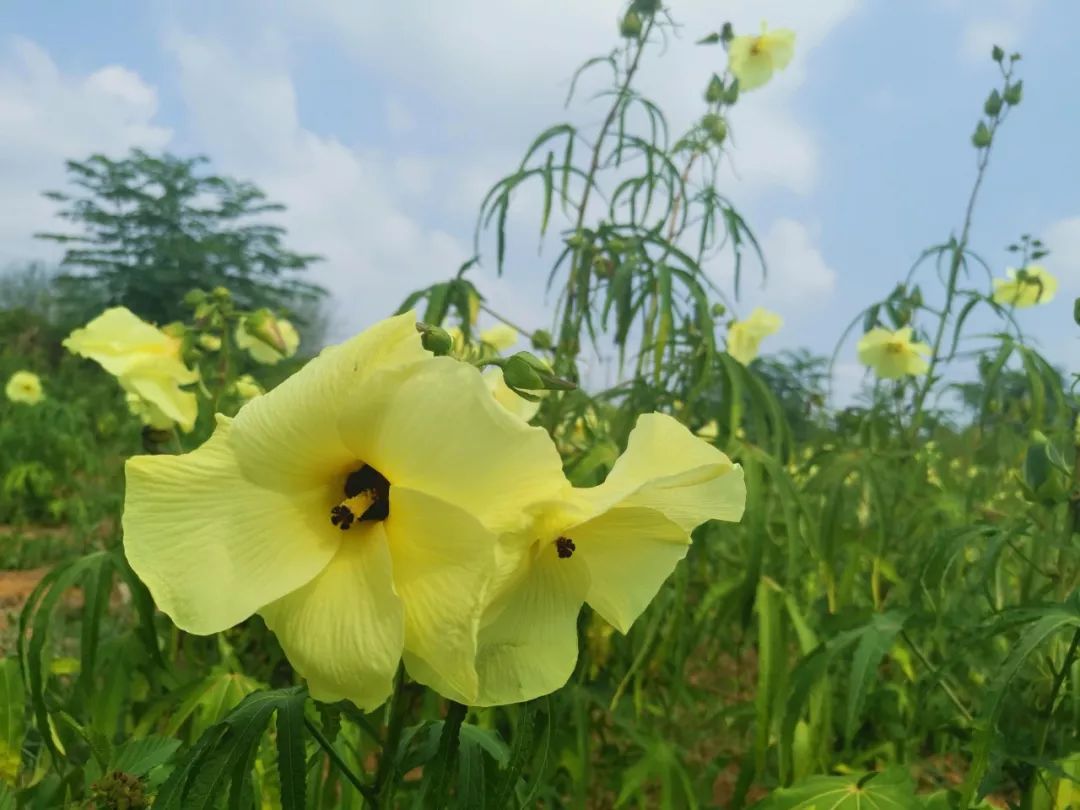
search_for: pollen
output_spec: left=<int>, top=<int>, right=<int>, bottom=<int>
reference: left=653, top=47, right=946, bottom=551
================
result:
left=555, top=536, right=576, bottom=559
left=329, top=464, right=391, bottom=528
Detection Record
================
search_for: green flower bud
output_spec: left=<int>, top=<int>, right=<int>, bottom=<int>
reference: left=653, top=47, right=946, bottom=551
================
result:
left=711, top=302, right=727, bottom=318
left=1003, top=80, right=1023, bottom=105
left=531, top=329, right=554, bottom=351
left=502, top=351, right=576, bottom=393
left=91, top=770, right=149, bottom=810
left=415, top=322, right=454, bottom=356
left=702, top=114, right=727, bottom=144
left=971, top=120, right=992, bottom=148
left=183, top=289, right=207, bottom=307
left=198, top=334, right=222, bottom=352
left=705, top=74, right=725, bottom=103
left=630, top=0, right=661, bottom=15
left=984, top=89, right=1002, bottom=116
left=161, top=322, right=186, bottom=339
left=620, top=10, right=643, bottom=38
left=1073, top=296, right=1080, bottom=327
left=243, top=309, right=288, bottom=353
left=211, top=286, right=232, bottom=301
left=991, top=45, right=1005, bottom=62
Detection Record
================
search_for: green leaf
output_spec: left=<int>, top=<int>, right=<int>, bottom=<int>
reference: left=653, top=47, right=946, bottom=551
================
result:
left=844, top=611, right=907, bottom=746
left=109, top=736, right=182, bottom=777
left=752, top=767, right=918, bottom=809
left=275, top=688, right=307, bottom=810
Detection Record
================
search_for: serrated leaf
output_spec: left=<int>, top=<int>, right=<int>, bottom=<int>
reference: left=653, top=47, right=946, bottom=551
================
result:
left=110, top=735, right=182, bottom=777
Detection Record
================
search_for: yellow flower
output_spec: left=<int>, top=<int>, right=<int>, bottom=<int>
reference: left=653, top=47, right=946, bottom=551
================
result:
left=480, top=324, right=518, bottom=352
left=5, top=370, right=44, bottom=405
left=857, top=327, right=931, bottom=379
left=123, top=313, right=566, bottom=709
left=991, top=265, right=1057, bottom=308
left=125, top=392, right=175, bottom=431
left=236, top=317, right=300, bottom=365
left=233, top=374, right=264, bottom=400
left=64, top=307, right=199, bottom=431
left=696, top=420, right=719, bottom=441
left=727, top=308, right=782, bottom=365
left=728, top=24, right=796, bottom=92
left=409, top=413, right=746, bottom=706
left=483, top=368, right=540, bottom=422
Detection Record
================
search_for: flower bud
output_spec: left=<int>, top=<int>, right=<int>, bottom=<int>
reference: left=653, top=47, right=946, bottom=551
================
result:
left=620, top=10, right=643, bottom=38
left=415, top=322, right=453, bottom=356
left=984, top=89, right=1003, bottom=116
left=531, top=329, right=554, bottom=351
left=211, top=286, right=232, bottom=301
left=198, top=334, right=222, bottom=352
left=702, top=113, right=727, bottom=144
left=971, top=120, right=992, bottom=148
left=705, top=74, right=725, bottom=103
left=1003, top=81, right=1022, bottom=106
left=243, top=310, right=288, bottom=353
left=502, top=352, right=576, bottom=393
left=183, top=289, right=207, bottom=307
left=161, top=322, right=186, bottom=339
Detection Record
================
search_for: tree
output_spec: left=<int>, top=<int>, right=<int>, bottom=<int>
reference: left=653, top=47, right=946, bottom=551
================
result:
left=37, top=150, right=324, bottom=325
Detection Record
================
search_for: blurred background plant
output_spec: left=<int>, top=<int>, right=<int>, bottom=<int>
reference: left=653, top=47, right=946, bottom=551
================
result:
left=0, top=3, right=1077, bottom=809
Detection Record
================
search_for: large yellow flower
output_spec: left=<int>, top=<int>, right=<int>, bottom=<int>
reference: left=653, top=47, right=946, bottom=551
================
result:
left=991, top=265, right=1057, bottom=308
left=63, top=307, right=199, bottom=431
left=123, top=313, right=566, bottom=710
left=728, top=24, right=796, bottom=92
left=5, top=371, right=44, bottom=405
left=236, top=317, right=300, bottom=365
left=857, top=326, right=931, bottom=379
left=726, top=307, right=783, bottom=365
left=408, top=413, right=746, bottom=706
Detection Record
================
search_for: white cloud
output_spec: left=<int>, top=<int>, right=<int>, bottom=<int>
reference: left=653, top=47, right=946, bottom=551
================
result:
left=958, top=0, right=1037, bottom=64
left=282, top=0, right=862, bottom=199
left=0, top=37, right=170, bottom=264
left=712, top=218, right=837, bottom=311
left=165, top=32, right=469, bottom=338
left=1043, top=216, right=1080, bottom=292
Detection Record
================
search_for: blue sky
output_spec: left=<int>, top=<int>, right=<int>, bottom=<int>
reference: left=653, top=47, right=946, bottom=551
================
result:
left=2, top=0, right=1077, bottom=397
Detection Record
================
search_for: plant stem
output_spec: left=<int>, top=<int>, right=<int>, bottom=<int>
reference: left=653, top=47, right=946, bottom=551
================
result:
left=304, top=715, right=379, bottom=806
left=375, top=665, right=409, bottom=802
left=900, top=630, right=973, bottom=723
left=1037, top=626, right=1080, bottom=758
left=557, top=20, right=654, bottom=367
left=478, top=301, right=534, bottom=339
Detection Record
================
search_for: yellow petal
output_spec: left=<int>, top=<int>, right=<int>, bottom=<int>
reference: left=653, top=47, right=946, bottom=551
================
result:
left=572, top=506, right=688, bottom=633
left=64, top=307, right=195, bottom=382
left=228, top=311, right=429, bottom=492
left=470, top=541, right=589, bottom=706
left=339, top=357, right=565, bottom=531
left=123, top=416, right=341, bottom=635
left=389, top=487, right=498, bottom=704
left=479, top=323, right=518, bottom=352
left=582, top=413, right=746, bottom=531
left=121, top=373, right=199, bottom=432
left=260, top=523, right=403, bottom=710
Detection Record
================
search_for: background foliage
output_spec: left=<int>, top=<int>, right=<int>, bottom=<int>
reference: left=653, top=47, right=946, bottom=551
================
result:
left=0, top=4, right=1077, bottom=809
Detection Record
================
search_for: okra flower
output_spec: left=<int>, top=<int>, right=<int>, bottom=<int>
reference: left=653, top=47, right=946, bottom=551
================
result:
left=857, top=326, right=931, bottom=379
left=991, top=266, right=1057, bottom=308
left=236, top=315, right=300, bottom=365
left=728, top=24, right=796, bottom=92
left=408, top=413, right=746, bottom=706
left=5, top=371, right=44, bottom=405
left=726, top=308, right=782, bottom=365
left=123, top=313, right=566, bottom=709
left=63, top=307, right=199, bottom=431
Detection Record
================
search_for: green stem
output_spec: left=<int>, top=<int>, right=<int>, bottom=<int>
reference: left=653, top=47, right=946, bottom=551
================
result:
left=1037, top=626, right=1080, bottom=758
left=900, top=630, right=973, bottom=724
left=375, top=666, right=409, bottom=802
left=556, top=20, right=654, bottom=368
left=304, top=715, right=379, bottom=805
left=477, top=301, right=534, bottom=339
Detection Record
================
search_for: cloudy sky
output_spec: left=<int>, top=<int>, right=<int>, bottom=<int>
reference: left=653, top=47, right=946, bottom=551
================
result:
left=2, top=0, right=1077, bottom=394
